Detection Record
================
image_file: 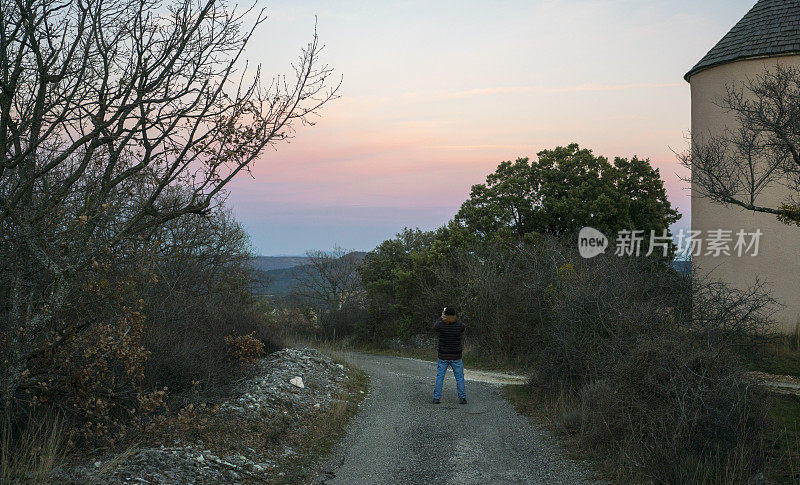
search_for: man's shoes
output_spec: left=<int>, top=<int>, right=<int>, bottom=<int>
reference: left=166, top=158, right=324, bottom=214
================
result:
left=459, top=398, right=467, bottom=405
left=432, top=398, right=440, bottom=404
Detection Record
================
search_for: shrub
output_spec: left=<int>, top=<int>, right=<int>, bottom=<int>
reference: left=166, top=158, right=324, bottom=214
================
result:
left=225, top=332, right=266, bottom=366
left=0, top=203, right=283, bottom=446
left=141, top=285, right=281, bottom=405
left=1, top=262, right=153, bottom=446
left=318, top=304, right=369, bottom=340
left=138, top=208, right=282, bottom=407
left=579, top=336, right=767, bottom=483
left=690, top=275, right=778, bottom=347
left=528, top=247, right=688, bottom=389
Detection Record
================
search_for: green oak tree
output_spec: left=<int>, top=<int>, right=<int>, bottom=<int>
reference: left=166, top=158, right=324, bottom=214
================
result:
left=358, top=229, right=438, bottom=338
left=455, top=144, right=681, bottom=252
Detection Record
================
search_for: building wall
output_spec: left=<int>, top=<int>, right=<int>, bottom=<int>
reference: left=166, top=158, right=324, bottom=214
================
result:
left=690, top=55, right=800, bottom=333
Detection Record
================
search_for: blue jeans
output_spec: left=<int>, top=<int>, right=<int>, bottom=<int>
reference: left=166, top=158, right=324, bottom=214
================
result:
left=433, top=358, right=466, bottom=400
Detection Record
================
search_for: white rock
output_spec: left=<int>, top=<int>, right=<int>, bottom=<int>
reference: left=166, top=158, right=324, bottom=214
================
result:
left=196, top=455, right=205, bottom=463
left=313, top=403, right=321, bottom=409
left=94, top=461, right=102, bottom=468
left=289, top=376, right=304, bottom=388
left=337, top=364, right=344, bottom=369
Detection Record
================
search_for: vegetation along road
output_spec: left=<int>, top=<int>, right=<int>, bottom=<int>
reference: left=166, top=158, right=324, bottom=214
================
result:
left=316, top=353, right=595, bottom=484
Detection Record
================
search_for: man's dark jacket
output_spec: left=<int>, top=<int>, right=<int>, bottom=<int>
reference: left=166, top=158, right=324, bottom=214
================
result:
left=433, top=316, right=466, bottom=360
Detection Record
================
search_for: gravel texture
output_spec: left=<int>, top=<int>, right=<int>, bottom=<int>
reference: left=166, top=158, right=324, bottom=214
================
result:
left=317, top=352, right=598, bottom=485
left=220, top=347, right=348, bottom=416
left=52, top=348, right=349, bottom=484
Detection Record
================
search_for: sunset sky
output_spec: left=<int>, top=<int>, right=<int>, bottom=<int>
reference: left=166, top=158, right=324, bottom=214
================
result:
left=228, top=0, right=755, bottom=255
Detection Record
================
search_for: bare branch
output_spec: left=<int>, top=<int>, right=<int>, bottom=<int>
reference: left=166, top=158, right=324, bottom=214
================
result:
left=680, top=63, right=800, bottom=219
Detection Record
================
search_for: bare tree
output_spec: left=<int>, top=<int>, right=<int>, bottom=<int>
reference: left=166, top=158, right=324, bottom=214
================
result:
left=0, top=0, right=338, bottom=406
left=679, top=63, right=800, bottom=225
left=293, top=246, right=364, bottom=313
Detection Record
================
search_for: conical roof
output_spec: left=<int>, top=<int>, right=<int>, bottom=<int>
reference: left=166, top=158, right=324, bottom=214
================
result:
left=685, top=0, right=800, bottom=81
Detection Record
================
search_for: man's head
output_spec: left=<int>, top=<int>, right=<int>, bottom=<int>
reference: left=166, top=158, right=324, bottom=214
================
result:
left=442, top=306, right=456, bottom=323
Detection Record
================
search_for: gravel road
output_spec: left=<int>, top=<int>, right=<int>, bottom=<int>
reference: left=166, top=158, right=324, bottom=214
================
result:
left=317, top=352, right=595, bottom=484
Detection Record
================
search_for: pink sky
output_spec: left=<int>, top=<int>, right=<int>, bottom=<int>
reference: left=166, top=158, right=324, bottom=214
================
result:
left=228, top=0, right=755, bottom=255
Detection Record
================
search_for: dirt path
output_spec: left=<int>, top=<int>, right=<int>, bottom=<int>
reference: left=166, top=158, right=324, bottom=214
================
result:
left=316, top=352, right=596, bottom=484
left=750, top=371, right=800, bottom=396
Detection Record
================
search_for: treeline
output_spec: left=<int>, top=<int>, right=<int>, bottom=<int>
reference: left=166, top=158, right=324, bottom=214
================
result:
left=278, top=144, right=779, bottom=482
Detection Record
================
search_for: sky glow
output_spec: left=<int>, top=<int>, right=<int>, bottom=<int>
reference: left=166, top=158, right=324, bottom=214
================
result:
left=228, top=0, right=755, bottom=255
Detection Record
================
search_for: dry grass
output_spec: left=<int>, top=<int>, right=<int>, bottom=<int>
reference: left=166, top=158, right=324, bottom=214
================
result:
left=503, top=385, right=602, bottom=472
left=746, top=323, right=800, bottom=378
left=505, top=382, right=781, bottom=485
left=1, top=412, right=65, bottom=483
left=790, top=323, right=800, bottom=352
left=764, top=394, right=800, bottom=483
left=87, top=444, right=141, bottom=485
left=139, top=399, right=293, bottom=458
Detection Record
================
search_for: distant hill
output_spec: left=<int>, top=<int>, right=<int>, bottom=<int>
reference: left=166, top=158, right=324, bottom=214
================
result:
left=252, top=256, right=309, bottom=272
left=253, top=266, right=300, bottom=296
left=251, top=254, right=689, bottom=297
left=251, top=252, right=367, bottom=297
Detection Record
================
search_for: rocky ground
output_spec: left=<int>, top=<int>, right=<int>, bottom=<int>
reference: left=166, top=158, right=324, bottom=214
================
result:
left=51, top=348, right=364, bottom=484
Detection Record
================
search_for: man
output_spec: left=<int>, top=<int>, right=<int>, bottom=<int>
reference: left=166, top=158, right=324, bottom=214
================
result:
left=432, top=306, right=467, bottom=404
